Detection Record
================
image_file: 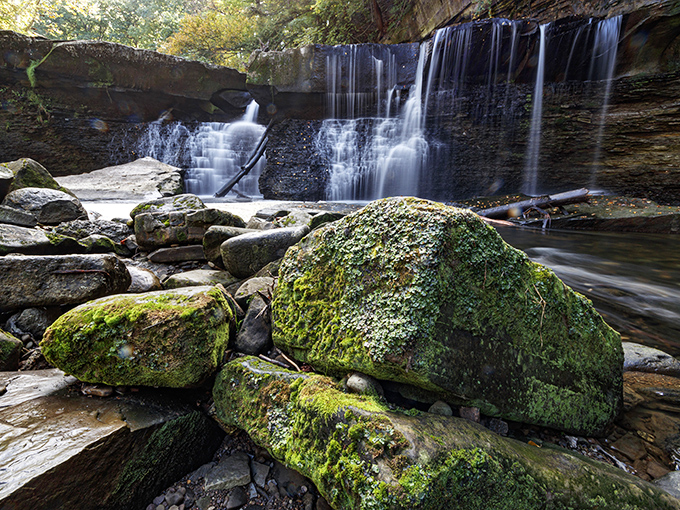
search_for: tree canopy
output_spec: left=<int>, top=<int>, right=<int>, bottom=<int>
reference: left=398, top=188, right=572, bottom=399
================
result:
left=2, top=0, right=395, bottom=71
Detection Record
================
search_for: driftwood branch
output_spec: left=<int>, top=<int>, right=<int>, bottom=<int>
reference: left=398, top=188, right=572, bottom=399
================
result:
left=214, top=118, right=275, bottom=198
left=476, top=188, right=590, bottom=219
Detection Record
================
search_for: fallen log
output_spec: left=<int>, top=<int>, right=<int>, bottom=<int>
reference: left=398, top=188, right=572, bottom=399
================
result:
left=214, top=118, right=274, bottom=198
left=476, top=188, right=590, bottom=219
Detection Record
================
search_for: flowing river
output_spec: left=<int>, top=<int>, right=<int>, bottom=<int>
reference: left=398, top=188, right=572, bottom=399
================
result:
left=498, top=226, right=680, bottom=356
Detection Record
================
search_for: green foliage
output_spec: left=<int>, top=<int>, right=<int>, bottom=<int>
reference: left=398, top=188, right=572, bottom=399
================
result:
left=10, top=0, right=382, bottom=70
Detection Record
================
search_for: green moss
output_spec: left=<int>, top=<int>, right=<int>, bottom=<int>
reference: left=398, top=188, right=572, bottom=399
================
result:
left=213, top=357, right=679, bottom=510
left=108, top=411, right=223, bottom=508
left=272, top=197, right=622, bottom=434
left=41, top=287, right=233, bottom=387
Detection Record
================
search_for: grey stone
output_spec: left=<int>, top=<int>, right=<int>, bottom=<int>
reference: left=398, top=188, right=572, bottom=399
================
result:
left=234, top=296, right=272, bottom=356
left=226, top=486, right=247, bottom=509
left=165, top=492, right=184, bottom=506
left=0, top=254, right=130, bottom=312
left=126, top=265, right=163, bottom=293
left=245, top=217, right=275, bottom=230
left=428, top=400, right=453, bottom=416
left=623, top=342, right=680, bottom=377
left=251, top=460, right=270, bottom=488
left=2, top=187, right=87, bottom=225
left=135, top=208, right=245, bottom=251
left=52, top=219, right=132, bottom=243
left=5, top=307, right=59, bottom=341
left=0, top=329, right=22, bottom=371
left=204, top=451, right=251, bottom=492
left=164, top=269, right=239, bottom=290
left=203, top=225, right=258, bottom=268
left=130, top=193, right=206, bottom=219
left=346, top=372, right=384, bottom=397
left=221, top=226, right=308, bottom=279
left=148, top=245, right=206, bottom=263
left=315, top=497, right=332, bottom=510
left=55, top=158, right=184, bottom=201
left=487, top=418, right=509, bottom=436
left=0, top=370, right=224, bottom=510
left=0, top=224, right=82, bottom=256
left=309, top=212, right=345, bottom=230
left=233, top=277, right=275, bottom=309
left=0, top=204, right=37, bottom=227
left=247, top=483, right=258, bottom=499
left=270, top=461, right=308, bottom=498
left=78, top=234, right=118, bottom=254
left=0, top=158, right=68, bottom=195
left=275, top=210, right=313, bottom=228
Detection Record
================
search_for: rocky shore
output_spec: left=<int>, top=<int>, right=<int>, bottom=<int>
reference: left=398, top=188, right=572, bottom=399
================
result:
left=2, top=157, right=680, bottom=509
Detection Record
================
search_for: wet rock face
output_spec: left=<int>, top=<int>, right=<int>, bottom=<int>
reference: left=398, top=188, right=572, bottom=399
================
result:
left=2, top=187, right=88, bottom=225
left=273, top=197, right=623, bottom=434
left=41, top=286, right=234, bottom=388
left=213, top=357, right=679, bottom=510
left=0, top=369, right=224, bottom=510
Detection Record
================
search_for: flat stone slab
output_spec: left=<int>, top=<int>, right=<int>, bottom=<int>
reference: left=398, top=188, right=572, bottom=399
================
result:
left=204, top=451, right=251, bottom=491
left=148, top=245, right=206, bottom=263
left=0, top=369, right=224, bottom=510
left=624, top=342, right=680, bottom=377
left=0, top=254, right=130, bottom=312
left=163, top=269, right=239, bottom=289
left=56, top=158, right=183, bottom=201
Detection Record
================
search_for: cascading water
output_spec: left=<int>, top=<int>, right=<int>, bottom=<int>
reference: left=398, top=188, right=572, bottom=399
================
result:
left=523, top=23, right=548, bottom=196
left=589, top=15, right=622, bottom=188
left=319, top=44, right=428, bottom=200
left=184, top=101, right=266, bottom=196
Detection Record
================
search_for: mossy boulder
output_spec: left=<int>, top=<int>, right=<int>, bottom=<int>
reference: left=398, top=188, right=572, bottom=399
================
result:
left=41, top=286, right=234, bottom=387
left=273, top=197, right=622, bottom=435
left=1, top=158, right=73, bottom=196
left=213, top=357, right=680, bottom=510
left=0, top=329, right=22, bottom=371
left=129, top=194, right=207, bottom=219
left=134, top=208, right=246, bottom=251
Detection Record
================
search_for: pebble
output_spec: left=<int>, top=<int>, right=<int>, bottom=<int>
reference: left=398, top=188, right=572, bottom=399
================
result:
left=459, top=406, right=481, bottom=423
left=165, top=491, right=184, bottom=506
left=346, top=372, right=384, bottom=396
left=428, top=400, right=453, bottom=416
left=81, top=384, right=114, bottom=397
left=487, top=417, right=509, bottom=436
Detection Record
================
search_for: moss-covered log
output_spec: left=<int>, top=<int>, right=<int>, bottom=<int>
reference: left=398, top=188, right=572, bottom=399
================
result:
left=214, top=357, right=679, bottom=510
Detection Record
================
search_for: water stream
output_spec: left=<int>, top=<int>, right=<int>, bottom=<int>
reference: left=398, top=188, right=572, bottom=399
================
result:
left=499, top=226, right=680, bottom=356
left=523, top=23, right=547, bottom=196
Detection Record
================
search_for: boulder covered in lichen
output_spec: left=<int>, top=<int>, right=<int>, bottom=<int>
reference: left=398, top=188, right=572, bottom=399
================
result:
left=213, top=357, right=678, bottom=510
left=41, top=286, right=234, bottom=387
left=273, top=197, right=623, bottom=435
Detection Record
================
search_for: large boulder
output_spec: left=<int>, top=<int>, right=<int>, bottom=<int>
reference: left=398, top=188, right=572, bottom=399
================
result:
left=203, top=225, right=259, bottom=268
left=221, top=225, right=309, bottom=279
left=273, top=197, right=623, bottom=434
left=0, top=254, right=130, bottom=311
left=0, top=369, right=224, bottom=510
left=2, top=187, right=87, bottom=225
left=129, top=193, right=207, bottom=219
left=213, top=357, right=680, bottom=510
left=134, top=208, right=246, bottom=251
left=0, top=224, right=82, bottom=255
left=0, top=158, right=71, bottom=195
left=41, top=286, right=234, bottom=387
left=55, top=157, right=184, bottom=201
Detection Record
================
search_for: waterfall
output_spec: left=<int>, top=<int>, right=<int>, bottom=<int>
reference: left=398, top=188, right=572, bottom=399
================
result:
left=135, top=101, right=266, bottom=197
left=523, top=24, right=548, bottom=196
left=319, top=43, right=427, bottom=200
left=589, top=16, right=622, bottom=189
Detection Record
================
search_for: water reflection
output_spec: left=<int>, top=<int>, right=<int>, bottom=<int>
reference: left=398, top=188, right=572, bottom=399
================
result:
left=498, top=227, right=680, bottom=356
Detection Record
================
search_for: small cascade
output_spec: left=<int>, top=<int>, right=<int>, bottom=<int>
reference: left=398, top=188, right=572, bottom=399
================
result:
left=523, top=23, right=548, bottom=196
left=320, top=43, right=428, bottom=200
left=589, top=15, right=622, bottom=188
left=183, top=101, right=266, bottom=197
